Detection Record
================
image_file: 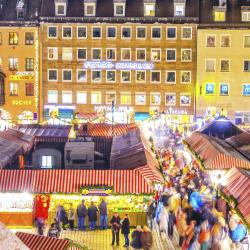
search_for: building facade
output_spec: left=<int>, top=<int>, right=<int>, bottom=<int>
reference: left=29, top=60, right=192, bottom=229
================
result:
left=197, top=0, right=250, bottom=124
left=0, top=0, right=40, bottom=128
left=40, top=0, right=199, bottom=124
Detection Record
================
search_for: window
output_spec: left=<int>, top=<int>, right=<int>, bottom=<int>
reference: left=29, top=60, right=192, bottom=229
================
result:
left=9, top=32, right=18, bottom=45
left=62, top=91, right=72, bottom=104
left=151, top=71, right=161, bottom=83
left=174, top=3, right=185, bottom=16
left=136, top=49, right=146, bottom=61
left=48, top=27, right=57, bottom=38
left=214, top=11, right=226, bottom=22
left=91, top=92, right=101, bottom=104
left=42, top=156, right=52, bottom=168
left=180, top=71, right=191, bottom=84
left=55, top=3, right=66, bottom=16
left=17, top=10, right=24, bottom=20
left=151, top=49, right=161, bottom=61
left=166, top=49, right=176, bottom=62
left=220, top=83, right=229, bottom=96
left=121, top=48, right=131, bottom=61
left=165, top=93, right=176, bottom=106
left=114, top=3, right=125, bottom=16
left=167, top=27, right=176, bottom=39
left=206, top=35, right=216, bottom=47
left=9, top=58, right=18, bottom=70
left=62, top=69, right=72, bottom=82
left=77, top=48, right=87, bottom=60
left=106, top=70, right=116, bottom=82
left=220, top=59, right=230, bottom=72
left=107, top=27, right=116, bottom=38
left=106, top=92, right=116, bottom=104
left=206, top=59, right=216, bottom=72
left=48, top=69, right=58, bottom=81
left=120, top=92, right=131, bottom=105
left=136, top=70, right=146, bottom=83
left=62, top=47, right=73, bottom=61
left=48, top=90, right=58, bottom=103
left=106, top=48, right=116, bottom=60
left=92, top=27, right=101, bottom=38
left=244, top=60, right=250, bottom=72
left=121, top=71, right=131, bottom=83
left=25, top=83, right=34, bottom=96
left=77, top=27, right=87, bottom=39
left=221, top=35, right=230, bottom=47
left=0, top=32, right=2, bottom=45
left=77, top=70, right=87, bottom=82
left=25, top=58, right=34, bottom=71
left=151, top=27, right=161, bottom=39
left=85, top=3, right=96, bottom=16
left=182, top=27, right=192, bottom=39
left=166, top=71, right=176, bottom=84
left=10, top=83, right=18, bottom=96
left=205, top=83, right=215, bottom=95
left=242, top=11, right=250, bottom=22
left=136, top=27, right=146, bottom=39
left=243, top=84, right=250, bottom=96
left=180, top=93, right=191, bottom=106
left=121, top=27, right=131, bottom=39
left=76, top=91, right=87, bottom=104
left=0, top=58, right=2, bottom=66
left=62, top=27, right=72, bottom=39
left=25, top=32, right=34, bottom=45
left=135, top=92, right=146, bottom=105
left=150, top=93, right=161, bottom=105
left=144, top=3, right=155, bottom=16
left=92, top=70, right=101, bottom=82
left=244, top=36, right=250, bottom=48
left=48, top=48, right=58, bottom=60
left=92, top=48, right=101, bottom=60
left=181, top=49, right=192, bottom=62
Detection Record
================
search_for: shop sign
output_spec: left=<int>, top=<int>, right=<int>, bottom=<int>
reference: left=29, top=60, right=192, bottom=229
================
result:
left=12, top=100, right=32, bottom=106
left=84, top=61, right=154, bottom=70
left=94, top=105, right=133, bottom=113
left=9, top=74, right=34, bottom=81
left=164, top=108, right=188, bottom=115
left=80, top=186, right=113, bottom=196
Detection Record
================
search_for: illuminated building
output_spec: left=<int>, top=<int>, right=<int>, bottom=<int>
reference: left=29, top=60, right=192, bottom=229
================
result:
left=0, top=0, right=40, bottom=128
left=197, top=0, right=250, bottom=124
left=39, top=0, right=199, bottom=124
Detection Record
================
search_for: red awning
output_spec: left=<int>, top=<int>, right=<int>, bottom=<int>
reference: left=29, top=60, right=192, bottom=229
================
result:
left=16, top=232, right=69, bottom=250
left=75, top=112, right=98, bottom=120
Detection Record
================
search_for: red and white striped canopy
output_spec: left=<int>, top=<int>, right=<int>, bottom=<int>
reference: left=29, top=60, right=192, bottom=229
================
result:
left=16, top=232, right=69, bottom=250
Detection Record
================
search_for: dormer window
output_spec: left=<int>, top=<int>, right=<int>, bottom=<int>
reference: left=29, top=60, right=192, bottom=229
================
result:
left=16, top=0, right=26, bottom=20
left=114, top=3, right=125, bottom=16
left=54, top=0, right=68, bottom=16
left=84, top=3, right=96, bottom=16
left=213, top=0, right=227, bottom=22
left=174, top=0, right=186, bottom=16
left=17, top=10, right=24, bottom=19
left=144, top=3, right=155, bottom=16
left=241, top=7, right=250, bottom=22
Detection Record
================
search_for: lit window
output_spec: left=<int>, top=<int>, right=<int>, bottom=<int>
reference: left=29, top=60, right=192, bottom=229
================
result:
left=77, top=48, right=87, bottom=60
left=85, top=3, right=96, bottom=16
left=136, top=49, right=146, bottom=61
left=120, top=92, right=131, bottom=105
left=92, top=70, right=101, bottom=82
left=151, top=71, right=161, bottom=83
left=205, top=83, right=215, bottom=95
left=9, top=32, right=18, bottom=45
left=221, top=35, right=230, bottom=47
left=25, top=58, right=34, bottom=71
left=136, top=70, right=146, bottom=83
left=76, top=91, right=87, bottom=104
left=62, top=69, right=72, bottom=81
left=135, top=92, right=146, bottom=105
left=220, top=83, right=229, bottom=96
left=106, top=92, right=116, bottom=104
left=214, top=11, right=226, bottom=22
left=174, top=3, right=185, bottom=16
left=244, top=36, right=250, bottom=48
left=106, top=48, right=116, bottom=60
left=25, top=83, right=34, bottom=96
left=9, top=58, right=18, bottom=70
left=180, top=93, right=191, bottom=106
left=92, top=49, right=101, bottom=60
left=91, top=91, right=101, bottom=104
left=107, top=27, right=116, bottom=38
left=242, top=11, right=250, bottom=22
left=121, top=71, right=131, bottom=83
left=151, top=49, right=161, bottom=61
left=121, top=27, right=131, bottom=39
left=62, top=91, right=72, bottom=104
left=114, top=3, right=125, bottom=16
left=181, top=27, right=192, bottom=39
left=77, top=70, right=87, bottom=82
left=10, top=83, right=18, bottom=96
left=77, top=27, right=87, bottom=39
left=220, top=59, right=230, bottom=72
left=244, top=60, right=250, bottom=72
left=206, top=35, right=216, bottom=47
left=165, top=71, right=176, bottom=84
left=55, top=3, right=66, bottom=16
left=243, top=84, right=250, bottom=96
left=136, top=27, right=146, bottom=39
left=62, top=27, right=72, bottom=39
left=48, top=27, right=57, bottom=38
left=92, top=27, right=102, bottom=38
left=206, top=59, right=216, bottom=72
left=48, top=69, right=58, bottom=81
left=181, top=71, right=191, bottom=84
left=144, top=3, right=155, bottom=16
left=121, top=48, right=131, bottom=61
left=48, top=48, right=58, bottom=60
left=166, top=49, right=176, bottom=62
left=25, top=32, right=34, bottom=45
left=106, top=70, right=116, bottom=82
left=152, top=27, right=161, bottom=39
left=62, top=47, right=73, bottom=61
left=167, top=27, right=176, bottom=39
left=181, top=49, right=192, bottom=62
left=165, top=93, right=176, bottom=106
left=42, top=156, right=52, bottom=168
left=48, top=90, right=58, bottom=103
left=0, top=32, right=2, bottom=45
left=150, top=93, right=161, bottom=105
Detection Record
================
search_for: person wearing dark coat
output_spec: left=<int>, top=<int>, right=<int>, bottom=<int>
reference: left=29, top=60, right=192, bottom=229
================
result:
left=48, top=223, right=59, bottom=238
left=77, top=200, right=87, bottom=230
left=131, top=226, right=143, bottom=249
left=88, top=201, right=98, bottom=230
left=121, top=214, right=130, bottom=247
left=168, top=210, right=176, bottom=238
left=56, top=205, right=68, bottom=230
left=110, top=212, right=121, bottom=246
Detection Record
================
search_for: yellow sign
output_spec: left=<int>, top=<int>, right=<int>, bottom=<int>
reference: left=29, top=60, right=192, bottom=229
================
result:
left=9, top=75, right=34, bottom=81
left=12, top=100, right=32, bottom=106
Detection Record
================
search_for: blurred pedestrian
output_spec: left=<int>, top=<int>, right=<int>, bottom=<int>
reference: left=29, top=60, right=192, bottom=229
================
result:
left=121, top=214, right=130, bottom=247
left=68, top=203, right=75, bottom=230
left=48, top=223, right=59, bottom=238
left=110, top=212, right=121, bottom=246
left=88, top=201, right=98, bottom=230
left=77, top=200, right=87, bottom=230
left=56, top=205, right=68, bottom=230
left=140, top=226, right=153, bottom=250
left=99, top=198, right=108, bottom=230
left=36, top=217, right=44, bottom=236
left=131, top=225, right=143, bottom=250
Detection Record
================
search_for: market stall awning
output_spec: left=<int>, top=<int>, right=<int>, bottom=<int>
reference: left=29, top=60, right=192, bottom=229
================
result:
left=16, top=232, right=69, bottom=250
left=184, top=132, right=250, bottom=170
left=222, top=167, right=250, bottom=225
left=75, top=112, right=98, bottom=121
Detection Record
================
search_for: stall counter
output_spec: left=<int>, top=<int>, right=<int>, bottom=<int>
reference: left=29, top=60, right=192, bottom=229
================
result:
left=0, top=212, right=33, bottom=226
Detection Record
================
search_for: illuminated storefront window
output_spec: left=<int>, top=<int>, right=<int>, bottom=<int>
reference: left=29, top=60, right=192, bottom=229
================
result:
left=62, top=91, right=72, bottom=104
left=135, top=92, right=146, bottom=105
left=76, top=91, right=87, bottom=104
left=48, top=90, right=58, bottom=104
left=120, top=92, right=131, bottom=105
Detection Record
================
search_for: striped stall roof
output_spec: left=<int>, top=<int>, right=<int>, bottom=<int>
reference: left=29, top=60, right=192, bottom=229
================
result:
left=222, top=167, right=250, bottom=225
left=75, top=112, right=98, bottom=121
left=184, top=132, right=250, bottom=170
left=16, top=232, right=69, bottom=250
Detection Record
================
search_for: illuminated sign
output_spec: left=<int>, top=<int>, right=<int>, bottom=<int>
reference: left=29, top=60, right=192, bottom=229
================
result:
left=9, top=75, right=34, bottom=81
left=12, top=100, right=32, bottom=106
left=243, top=84, right=250, bottom=96
left=164, top=108, right=188, bottom=115
left=94, top=105, right=133, bottom=112
left=206, top=83, right=215, bottom=95
left=84, top=61, right=154, bottom=70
